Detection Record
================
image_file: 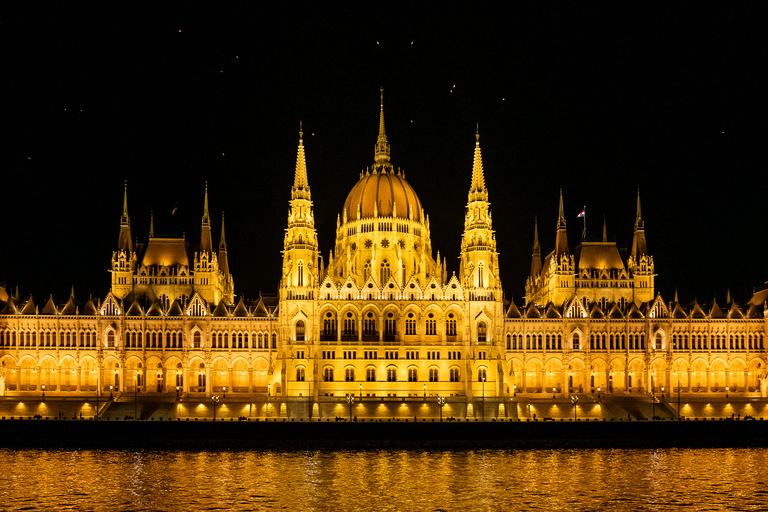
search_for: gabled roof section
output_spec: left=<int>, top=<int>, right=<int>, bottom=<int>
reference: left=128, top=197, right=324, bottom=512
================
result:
left=564, top=297, right=587, bottom=319
left=126, top=299, right=144, bottom=317
left=690, top=300, right=706, bottom=319
left=648, top=295, right=669, bottom=319
left=525, top=302, right=542, bottom=319
left=61, top=295, right=78, bottom=315
left=589, top=303, right=604, bottom=319
left=506, top=298, right=522, bottom=318
left=746, top=303, right=762, bottom=319
left=212, top=300, right=230, bottom=317
left=627, top=302, right=644, bottom=319
left=185, top=293, right=209, bottom=317
left=82, top=297, right=97, bottom=315
left=608, top=302, right=624, bottom=319
left=253, top=296, right=269, bottom=317
left=545, top=303, right=562, bottom=319
left=146, top=299, right=164, bottom=316
left=20, top=297, right=36, bottom=315
left=167, top=299, right=183, bottom=317
left=672, top=302, right=688, bottom=319
left=233, top=297, right=249, bottom=317
left=41, top=296, right=58, bottom=315
left=709, top=299, right=726, bottom=319
left=727, top=301, right=744, bottom=319
left=1, top=297, right=18, bottom=315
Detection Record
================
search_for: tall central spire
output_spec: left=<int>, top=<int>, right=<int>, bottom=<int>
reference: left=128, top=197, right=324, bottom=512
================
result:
left=555, top=188, right=569, bottom=257
left=374, top=88, right=391, bottom=168
left=468, top=125, right=488, bottom=202
left=117, top=181, right=133, bottom=253
left=292, top=122, right=311, bottom=200
left=121, top=180, right=130, bottom=226
left=200, top=182, right=213, bottom=253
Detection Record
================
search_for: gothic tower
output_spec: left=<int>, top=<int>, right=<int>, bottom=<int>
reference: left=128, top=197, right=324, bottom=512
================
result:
left=111, top=181, right=136, bottom=299
left=279, top=124, right=320, bottom=396
left=629, top=188, right=654, bottom=303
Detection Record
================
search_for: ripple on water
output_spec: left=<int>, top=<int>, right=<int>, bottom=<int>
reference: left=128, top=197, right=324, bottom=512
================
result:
left=2, top=448, right=768, bottom=510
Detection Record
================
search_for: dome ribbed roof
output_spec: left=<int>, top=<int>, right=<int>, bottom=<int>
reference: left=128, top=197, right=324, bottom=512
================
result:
left=343, top=171, right=422, bottom=222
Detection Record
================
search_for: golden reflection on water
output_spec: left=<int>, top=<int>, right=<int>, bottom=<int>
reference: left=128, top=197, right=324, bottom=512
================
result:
left=2, top=448, right=768, bottom=510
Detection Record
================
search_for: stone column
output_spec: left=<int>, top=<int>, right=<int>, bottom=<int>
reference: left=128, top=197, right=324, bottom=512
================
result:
left=57, top=367, right=62, bottom=392
left=706, top=368, right=711, bottom=393
left=36, top=367, right=42, bottom=392
left=687, top=369, right=692, bottom=393
left=744, top=370, right=749, bottom=393
left=248, top=368, right=254, bottom=394
left=76, top=367, right=81, bottom=392
left=205, top=366, right=211, bottom=397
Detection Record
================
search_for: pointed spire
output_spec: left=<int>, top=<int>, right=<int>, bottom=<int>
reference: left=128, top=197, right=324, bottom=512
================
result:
left=117, top=181, right=133, bottom=253
left=200, top=182, right=213, bottom=253
left=149, top=211, right=154, bottom=238
left=674, top=287, right=679, bottom=303
left=70, top=285, right=75, bottom=299
left=631, top=186, right=648, bottom=260
left=727, top=288, right=732, bottom=304
left=468, top=125, right=488, bottom=202
left=602, top=215, right=607, bottom=242
left=555, top=188, right=569, bottom=257
left=374, top=88, right=391, bottom=167
left=218, top=212, right=229, bottom=276
left=292, top=121, right=311, bottom=200
left=531, top=216, right=542, bottom=277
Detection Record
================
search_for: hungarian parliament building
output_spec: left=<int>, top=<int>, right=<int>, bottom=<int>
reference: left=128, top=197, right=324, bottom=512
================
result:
left=1, top=96, right=767, bottom=405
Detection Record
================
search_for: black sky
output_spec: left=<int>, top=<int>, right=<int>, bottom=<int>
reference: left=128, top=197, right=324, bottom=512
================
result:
left=1, top=3, right=766, bottom=305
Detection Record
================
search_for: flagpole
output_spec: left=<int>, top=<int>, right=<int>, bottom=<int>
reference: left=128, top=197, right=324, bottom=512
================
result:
left=582, top=205, right=587, bottom=241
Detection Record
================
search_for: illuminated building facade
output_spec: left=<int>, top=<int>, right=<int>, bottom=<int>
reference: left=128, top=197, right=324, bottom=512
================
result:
left=0, top=94, right=767, bottom=416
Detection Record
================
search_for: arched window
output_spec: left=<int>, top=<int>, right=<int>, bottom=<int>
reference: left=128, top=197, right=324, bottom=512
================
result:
left=323, top=367, right=334, bottom=382
left=406, top=313, right=416, bottom=335
left=343, top=313, right=356, bottom=335
left=478, top=262, right=484, bottom=287
left=366, top=367, right=376, bottom=382
left=345, top=367, right=355, bottom=382
left=477, top=322, right=487, bottom=343
left=450, top=367, right=460, bottom=382
left=426, top=314, right=436, bottom=335
left=408, top=367, right=418, bottom=382
left=272, top=333, right=277, bottom=348
left=572, top=333, right=580, bottom=350
left=363, top=313, right=376, bottom=335
left=478, top=368, right=487, bottom=382
left=446, top=314, right=457, bottom=336
left=193, top=331, right=201, bottom=348
left=296, top=367, right=305, bottom=382
left=297, top=261, right=304, bottom=287
left=296, top=320, right=305, bottom=341
left=364, top=260, right=371, bottom=280
left=106, top=330, right=115, bottom=348
left=380, top=259, right=391, bottom=284
left=506, top=334, right=511, bottom=350
left=429, top=368, right=438, bottom=382
left=387, top=367, right=397, bottom=382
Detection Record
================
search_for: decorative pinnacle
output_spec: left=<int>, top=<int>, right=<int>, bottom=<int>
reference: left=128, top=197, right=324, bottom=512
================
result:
left=374, top=88, right=391, bottom=166
left=121, top=180, right=130, bottom=225
left=533, top=215, right=540, bottom=251
left=149, top=211, right=154, bottom=238
left=292, top=121, right=310, bottom=199
left=202, top=181, right=210, bottom=225
left=635, top=186, right=644, bottom=229
left=468, top=126, right=487, bottom=201
left=220, top=211, right=227, bottom=249
left=557, top=187, right=566, bottom=229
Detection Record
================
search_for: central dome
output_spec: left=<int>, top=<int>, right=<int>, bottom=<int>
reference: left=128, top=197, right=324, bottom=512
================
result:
left=343, top=170, right=423, bottom=222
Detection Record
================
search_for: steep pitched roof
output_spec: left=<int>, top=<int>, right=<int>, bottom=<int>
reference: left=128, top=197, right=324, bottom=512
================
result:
left=41, top=296, right=58, bottom=315
left=627, top=302, right=644, bottom=319
left=506, top=298, right=522, bottom=318
left=61, top=295, right=78, bottom=315
left=545, top=303, right=562, bottom=318
left=82, top=298, right=97, bottom=315
left=672, top=302, right=688, bottom=319
left=20, top=297, right=36, bottom=315
left=167, top=300, right=183, bottom=316
left=146, top=299, right=164, bottom=316
left=589, top=302, right=605, bottom=318
left=690, top=300, right=706, bottom=319
left=746, top=303, right=762, bottom=319
left=727, top=301, right=744, bottom=319
left=212, top=300, right=229, bottom=317
left=1, top=297, right=18, bottom=315
left=608, top=302, right=624, bottom=319
left=126, top=299, right=144, bottom=317
left=253, top=296, right=269, bottom=317
left=709, top=300, right=726, bottom=319
left=233, top=298, right=249, bottom=317
left=525, top=302, right=542, bottom=319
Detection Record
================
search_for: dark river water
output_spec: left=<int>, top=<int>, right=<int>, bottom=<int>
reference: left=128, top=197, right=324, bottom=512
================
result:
left=2, top=447, right=767, bottom=510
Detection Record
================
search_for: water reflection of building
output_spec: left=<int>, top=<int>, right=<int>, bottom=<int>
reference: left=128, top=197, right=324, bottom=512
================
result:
left=0, top=94, right=767, bottom=411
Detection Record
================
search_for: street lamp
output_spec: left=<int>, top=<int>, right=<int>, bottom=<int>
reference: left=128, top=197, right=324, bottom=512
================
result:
left=223, top=386, right=226, bottom=398
left=661, top=386, right=665, bottom=399
left=423, top=383, right=426, bottom=402
left=41, top=384, right=45, bottom=402
left=360, top=383, right=363, bottom=401
left=437, top=396, right=446, bottom=421
left=211, top=395, right=220, bottom=421
left=726, top=386, right=729, bottom=398
left=176, top=386, right=180, bottom=419
left=346, top=394, right=354, bottom=422
left=571, top=395, right=579, bottom=421
left=597, top=387, right=601, bottom=399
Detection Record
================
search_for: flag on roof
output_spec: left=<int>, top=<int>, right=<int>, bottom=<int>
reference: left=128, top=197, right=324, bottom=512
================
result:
left=577, top=208, right=585, bottom=218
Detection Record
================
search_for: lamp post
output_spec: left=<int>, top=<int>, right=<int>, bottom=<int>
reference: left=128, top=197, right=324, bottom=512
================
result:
left=437, top=396, right=445, bottom=422
left=597, top=387, right=601, bottom=399
left=223, top=386, right=226, bottom=399
left=176, top=386, right=180, bottom=419
left=726, top=386, right=729, bottom=398
left=211, top=395, right=220, bottom=421
left=571, top=395, right=579, bottom=421
left=423, top=383, right=426, bottom=402
left=360, top=383, right=362, bottom=401
left=308, top=377, right=312, bottom=421
left=42, top=384, right=45, bottom=402
left=268, top=383, right=272, bottom=418
left=346, top=394, right=354, bottom=422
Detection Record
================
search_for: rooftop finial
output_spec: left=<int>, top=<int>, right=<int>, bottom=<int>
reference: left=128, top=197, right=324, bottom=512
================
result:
left=374, top=88, right=391, bottom=167
left=602, top=215, right=607, bottom=242
left=468, top=126, right=487, bottom=201
left=202, top=181, right=210, bottom=225
left=292, top=122, right=310, bottom=199
left=149, top=211, right=154, bottom=238
left=635, top=185, right=643, bottom=228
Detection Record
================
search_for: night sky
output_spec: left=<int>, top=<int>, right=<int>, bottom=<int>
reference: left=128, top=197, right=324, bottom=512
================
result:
left=1, top=4, right=766, bottom=306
